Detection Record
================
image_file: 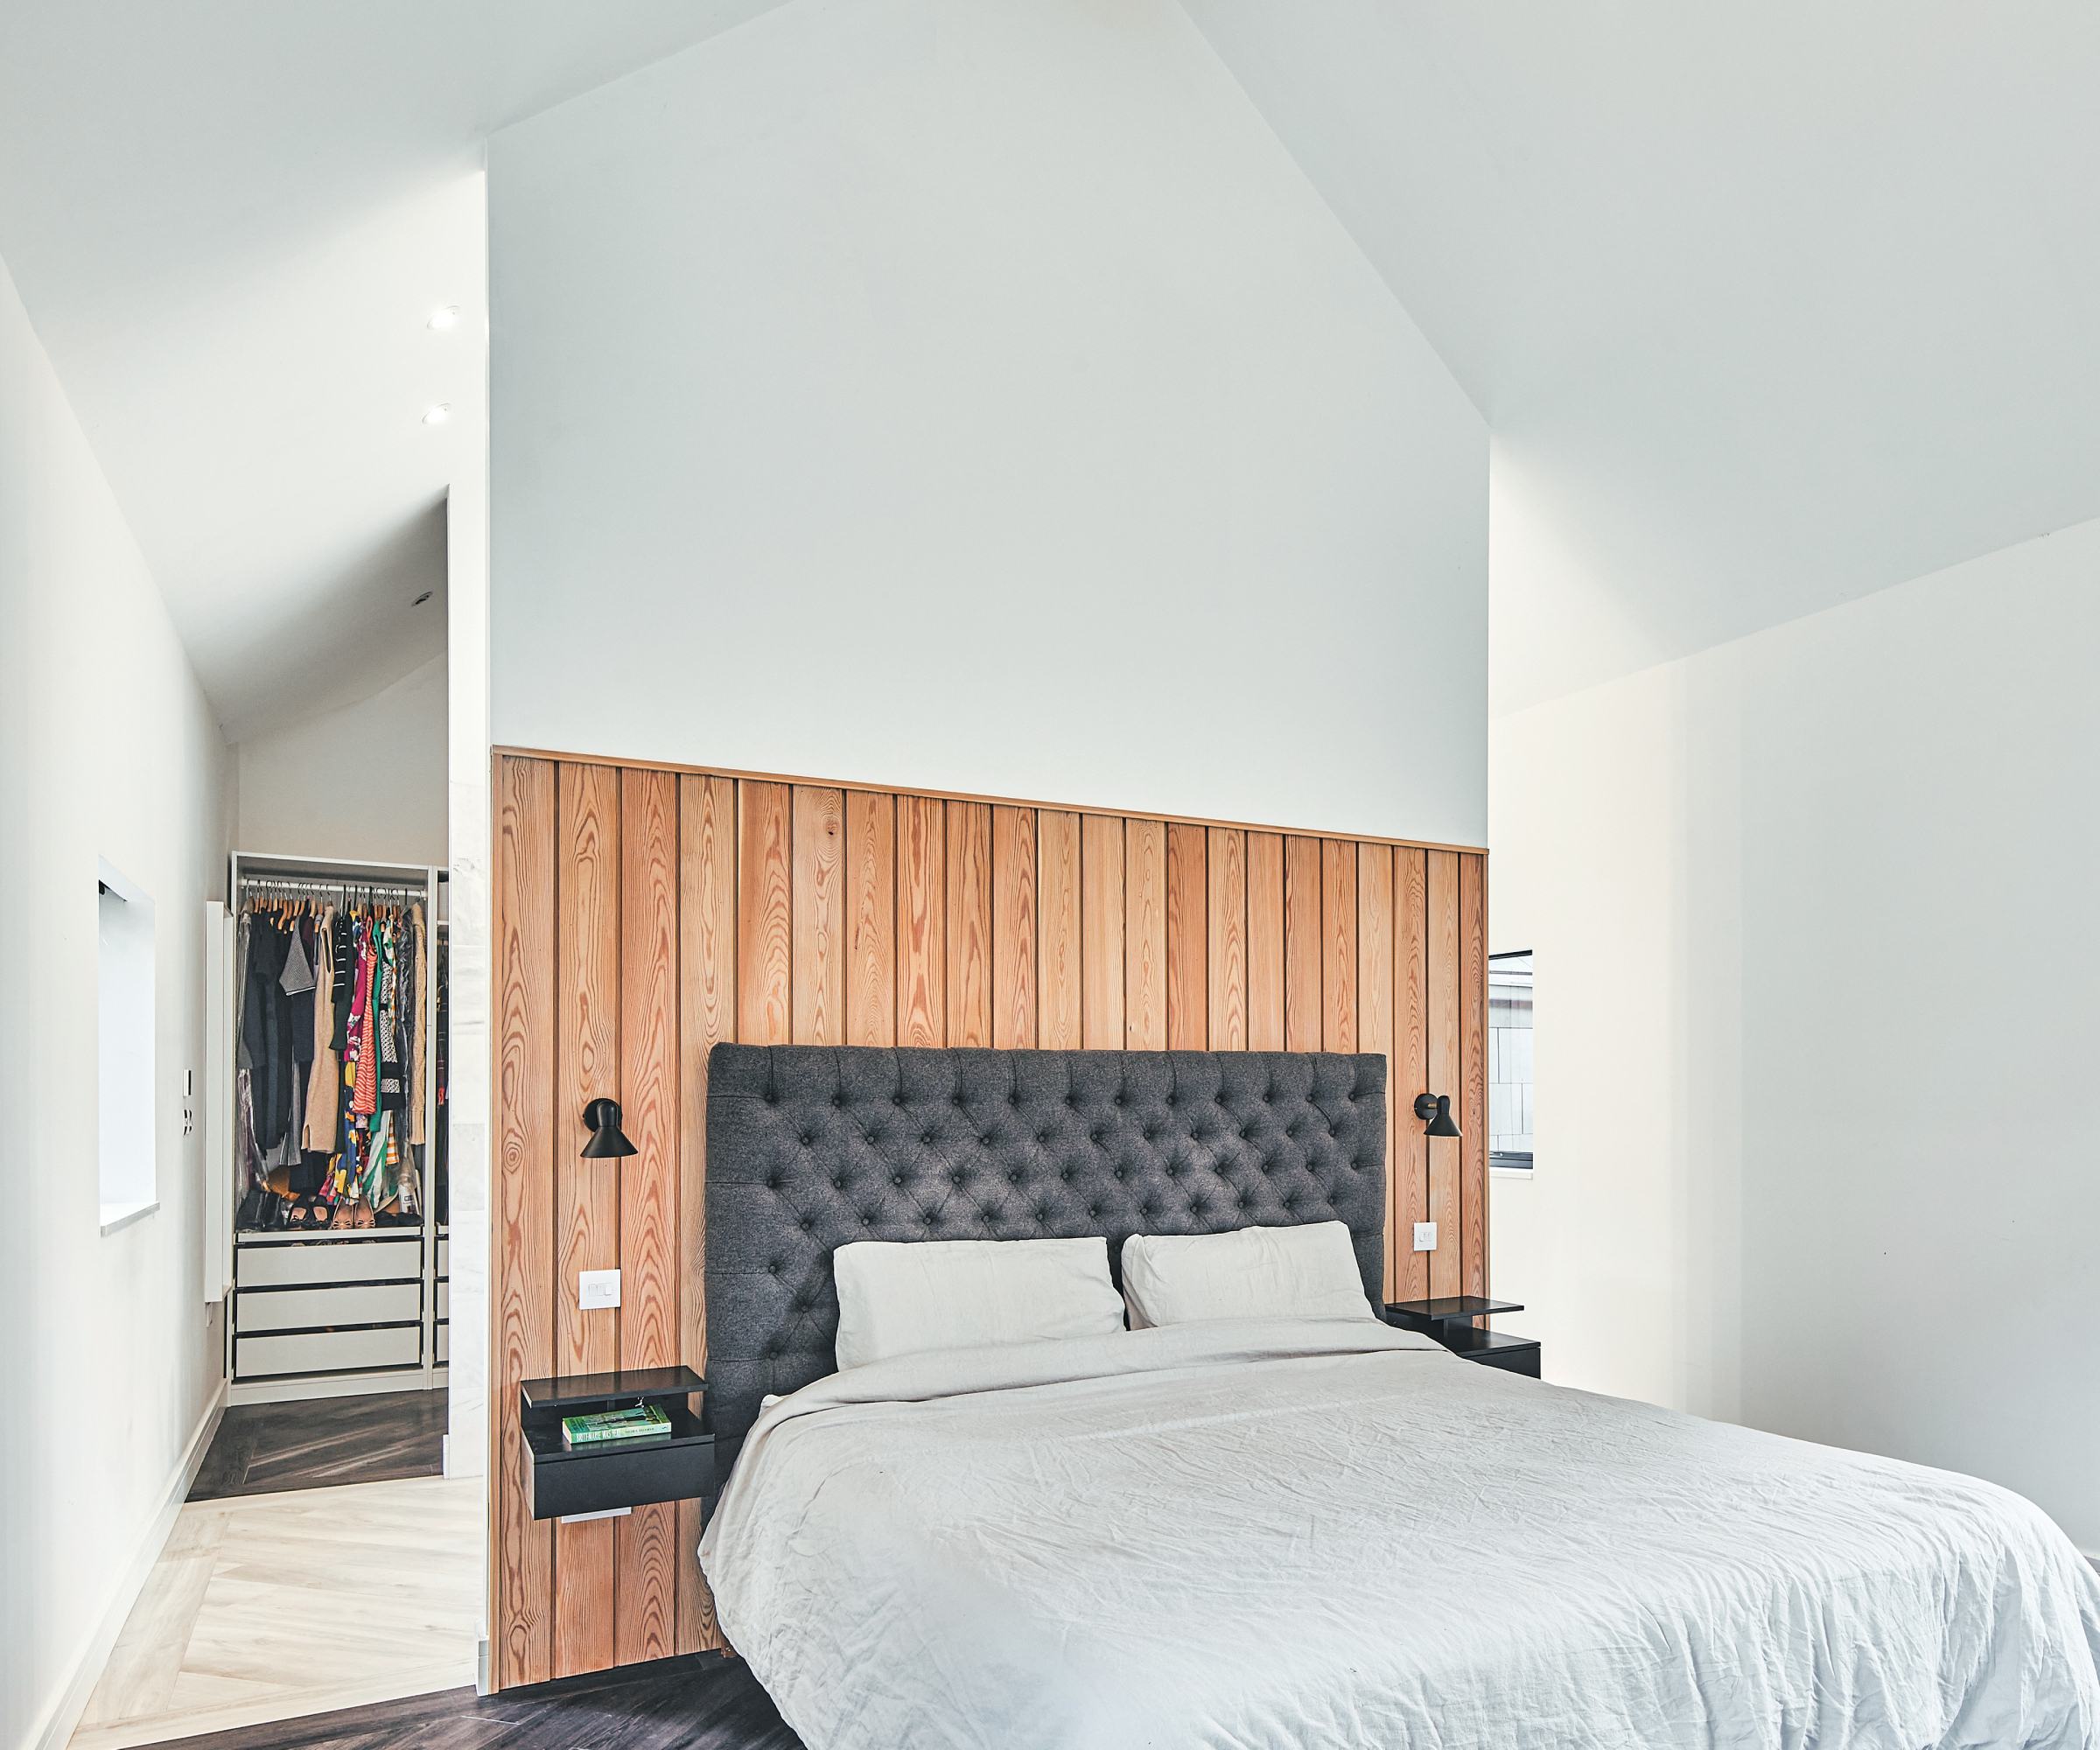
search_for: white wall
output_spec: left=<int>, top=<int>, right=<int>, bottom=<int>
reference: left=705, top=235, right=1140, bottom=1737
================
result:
left=486, top=0, right=1487, bottom=848
left=0, top=254, right=230, bottom=1750
left=234, top=650, right=447, bottom=865
left=1489, top=514, right=2100, bottom=1550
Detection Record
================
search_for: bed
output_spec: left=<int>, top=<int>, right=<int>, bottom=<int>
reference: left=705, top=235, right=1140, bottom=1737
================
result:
left=698, top=1045, right=2100, bottom=1749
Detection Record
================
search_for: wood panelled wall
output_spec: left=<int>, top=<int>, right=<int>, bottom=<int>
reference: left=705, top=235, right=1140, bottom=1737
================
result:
left=489, top=750, right=1488, bottom=1690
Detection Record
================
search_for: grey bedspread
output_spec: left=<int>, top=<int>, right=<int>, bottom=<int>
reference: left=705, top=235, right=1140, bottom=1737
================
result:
left=699, top=1318, right=2100, bottom=1749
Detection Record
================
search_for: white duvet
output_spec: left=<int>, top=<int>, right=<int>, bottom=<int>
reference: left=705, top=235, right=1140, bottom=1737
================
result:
left=698, top=1318, right=2100, bottom=1749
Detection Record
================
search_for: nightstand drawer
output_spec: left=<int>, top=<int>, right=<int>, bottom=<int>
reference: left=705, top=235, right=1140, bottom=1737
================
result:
left=1441, top=1324, right=1541, bottom=1377
left=522, top=1409, right=713, bottom=1520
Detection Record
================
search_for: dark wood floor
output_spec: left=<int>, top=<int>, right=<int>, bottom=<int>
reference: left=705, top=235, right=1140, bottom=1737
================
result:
left=189, top=1389, right=449, bottom=1499
left=135, top=1654, right=803, bottom=1749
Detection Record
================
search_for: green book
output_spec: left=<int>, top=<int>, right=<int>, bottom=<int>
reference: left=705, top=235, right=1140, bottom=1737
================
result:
left=561, top=1404, right=672, bottom=1450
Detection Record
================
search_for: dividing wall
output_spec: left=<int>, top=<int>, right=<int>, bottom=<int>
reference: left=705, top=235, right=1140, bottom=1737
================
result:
left=489, top=749, right=1488, bottom=1686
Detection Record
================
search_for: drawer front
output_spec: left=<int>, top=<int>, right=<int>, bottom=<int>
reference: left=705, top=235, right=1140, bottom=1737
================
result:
left=435, top=1280, right=449, bottom=1320
left=237, top=1236, right=422, bottom=1288
left=1471, top=1344, right=1541, bottom=1378
left=437, top=1237, right=449, bottom=1278
left=436, top=1323, right=449, bottom=1366
left=525, top=1434, right=714, bottom=1521
left=236, top=1282, right=423, bottom=1334
left=235, top=1325, right=422, bottom=1380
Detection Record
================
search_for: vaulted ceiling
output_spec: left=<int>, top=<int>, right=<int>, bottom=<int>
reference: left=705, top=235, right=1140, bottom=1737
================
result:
left=3, top=0, right=2096, bottom=732
left=1182, top=0, right=2100, bottom=711
left=0, top=0, right=785, bottom=739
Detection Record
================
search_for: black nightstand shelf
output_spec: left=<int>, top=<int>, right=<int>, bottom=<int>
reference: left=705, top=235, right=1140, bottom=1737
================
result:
left=520, top=1365, right=714, bottom=1522
left=1386, top=1297, right=1542, bottom=1378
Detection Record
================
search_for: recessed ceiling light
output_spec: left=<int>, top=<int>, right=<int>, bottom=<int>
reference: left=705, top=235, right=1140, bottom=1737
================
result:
left=429, top=306, right=458, bottom=330
left=412, top=591, right=433, bottom=606
left=423, top=404, right=451, bottom=425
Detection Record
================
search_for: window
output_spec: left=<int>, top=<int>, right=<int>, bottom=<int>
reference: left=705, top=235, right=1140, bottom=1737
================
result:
left=1488, top=949, right=1532, bottom=1174
left=98, top=858, right=158, bottom=1233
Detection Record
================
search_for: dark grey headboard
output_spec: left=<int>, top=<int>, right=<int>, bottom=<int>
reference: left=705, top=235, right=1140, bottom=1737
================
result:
left=704, top=1046, right=1387, bottom=1470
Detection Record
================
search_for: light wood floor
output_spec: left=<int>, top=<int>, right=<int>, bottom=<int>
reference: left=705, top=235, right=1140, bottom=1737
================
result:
left=72, top=1474, right=481, bottom=1750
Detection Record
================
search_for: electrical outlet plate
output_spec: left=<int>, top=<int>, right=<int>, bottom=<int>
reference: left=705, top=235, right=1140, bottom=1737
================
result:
left=1412, top=1222, right=1438, bottom=1253
left=578, top=1268, right=621, bottom=1310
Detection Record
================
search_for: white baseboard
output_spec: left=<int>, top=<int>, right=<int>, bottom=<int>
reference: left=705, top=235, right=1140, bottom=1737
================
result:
left=30, top=1379, right=228, bottom=1750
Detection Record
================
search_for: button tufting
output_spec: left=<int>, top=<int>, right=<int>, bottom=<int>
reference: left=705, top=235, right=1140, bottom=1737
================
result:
left=891, top=1173, right=905, bottom=1186
left=799, top=1131, right=814, bottom=1145
left=831, top=1175, right=847, bottom=1192
left=920, top=1132, right=934, bottom=1145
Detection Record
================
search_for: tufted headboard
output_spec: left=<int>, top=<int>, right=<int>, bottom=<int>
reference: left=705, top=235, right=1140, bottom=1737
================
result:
left=704, top=1045, right=1387, bottom=1472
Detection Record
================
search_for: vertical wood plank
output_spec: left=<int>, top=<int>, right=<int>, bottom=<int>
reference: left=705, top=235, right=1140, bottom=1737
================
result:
left=1245, top=832, right=1284, bottom=1050
left=675, top=774, right=733, bottom=1655
left=1460, top=852, right=1489, bottom=1306
left=1356, top=845, right=1395, bottom=1298
left=790, top=787, right=844, bottom=1046
left=991, top=806, right=1037, bottom=1049
left=896, top=795, right=947, bottom=1046
left=1321, top=840, right=1357, bottom=1053
left=1425, top=849, right=1462, bottom=1301
left=1206, top=829, right=1246, bottom=1051
left=844, top=792, right=895, bottom=1047
left=1037, top=811, right=1082, bottom=1048
left=1395, top=848, right=1430, bottom=1303
left=737, top=782, right=793, bottom=1046
left=492, top=756, right=555, bottom=1690
left=1081, top=815, right=1125, bottom=1049
left=1282, top=836, right=1322, bottom=1052
left=1124, top=819, right=1166, bottom=1050
left=946, top=802, right=993, bottom=1047
left=616, top=766, right=677, bottom=1666
left=554, top=761, right=621, bottom=1678
left=1165, top=823, right=1206, bottom=1050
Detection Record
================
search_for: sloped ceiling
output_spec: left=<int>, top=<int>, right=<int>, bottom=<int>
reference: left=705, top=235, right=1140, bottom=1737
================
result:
left=1180, top=0, right=2100, bottom=712
left=3, top=1, right=2096, bottom=728
left=0, top=0, right=788, bottom=740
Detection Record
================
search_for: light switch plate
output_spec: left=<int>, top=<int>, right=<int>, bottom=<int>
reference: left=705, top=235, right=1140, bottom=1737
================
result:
left=578, top=1268, right=621, bottom=1310
left=1412, top=1222, right=1438, bottom=1253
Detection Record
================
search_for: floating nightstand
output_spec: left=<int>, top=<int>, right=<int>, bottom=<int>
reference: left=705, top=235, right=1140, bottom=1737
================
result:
left=519, top=1364, right=713, bottom=1521
left=1386, top=1296, right=1541, bottom=1378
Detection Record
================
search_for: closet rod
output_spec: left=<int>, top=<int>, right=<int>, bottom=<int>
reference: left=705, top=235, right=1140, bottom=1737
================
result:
left=238, top=875, right=428, bottom=894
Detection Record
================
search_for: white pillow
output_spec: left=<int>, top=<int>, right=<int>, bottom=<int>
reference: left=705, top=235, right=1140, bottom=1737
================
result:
left=832, top=1236, right=1125, bottom=1371
left=1120, top=1222, right=1376, bottom=1329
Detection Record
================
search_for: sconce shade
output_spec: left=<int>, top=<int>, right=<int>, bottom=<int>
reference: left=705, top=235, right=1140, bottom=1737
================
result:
left=581, top=1097, right=639, bottom=1158
left=1413, top=1092, right=1461, bottom=1138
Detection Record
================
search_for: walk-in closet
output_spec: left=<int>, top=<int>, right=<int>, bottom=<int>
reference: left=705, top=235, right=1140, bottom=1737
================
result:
left=212, top=853, right=450, bottom=1402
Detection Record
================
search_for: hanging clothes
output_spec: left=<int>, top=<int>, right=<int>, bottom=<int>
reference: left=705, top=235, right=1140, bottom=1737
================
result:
left=242, top=916, right=295, bottom=1152
left=302, top=906, right=340, bottom=1152
left=234, top=886, right=432, bottom=1230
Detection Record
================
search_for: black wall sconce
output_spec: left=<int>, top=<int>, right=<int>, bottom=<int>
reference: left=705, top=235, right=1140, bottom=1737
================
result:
left=581, top=1098, right=638, bottom=1158
left=1413, top=1092, right=1461, bottom=1138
